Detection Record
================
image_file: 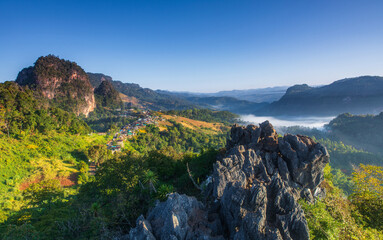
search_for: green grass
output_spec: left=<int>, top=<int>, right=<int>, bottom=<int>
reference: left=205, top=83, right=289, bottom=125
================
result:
left=0, top=133, right=106, bottom=222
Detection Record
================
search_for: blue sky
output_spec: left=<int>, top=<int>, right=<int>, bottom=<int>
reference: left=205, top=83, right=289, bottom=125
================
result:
left=1, top=0, right=383, bottom=92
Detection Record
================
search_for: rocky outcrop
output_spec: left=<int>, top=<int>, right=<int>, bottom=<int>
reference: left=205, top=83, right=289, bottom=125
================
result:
left=129, top=193, right=224, bottom=240
left=130, top=121, right=329, bottom=240
left=16, top=55, right=96, bottom=116
left=210, top=121, right=329, bottom=239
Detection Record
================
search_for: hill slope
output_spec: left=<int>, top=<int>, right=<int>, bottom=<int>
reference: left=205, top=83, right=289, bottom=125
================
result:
left=87, top=73, right=195, bottom=110
left=94, top=80, right=122, bottom=108
left=328, top=112, right=383, bottom=155
left=258, top=76, right=383, bottom=116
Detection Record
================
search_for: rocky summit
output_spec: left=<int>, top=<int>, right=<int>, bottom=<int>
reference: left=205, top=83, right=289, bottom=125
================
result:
left=16, top=55, right=96, bottom=116
left=129, top=121, right=329, bottom=240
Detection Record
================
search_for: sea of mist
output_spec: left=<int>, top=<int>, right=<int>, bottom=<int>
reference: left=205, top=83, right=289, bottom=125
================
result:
left=240, top=114, right=335, bottom=129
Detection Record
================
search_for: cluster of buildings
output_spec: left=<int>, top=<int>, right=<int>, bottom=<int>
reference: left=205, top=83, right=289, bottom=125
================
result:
left=107, top=111, right=162, bottom=152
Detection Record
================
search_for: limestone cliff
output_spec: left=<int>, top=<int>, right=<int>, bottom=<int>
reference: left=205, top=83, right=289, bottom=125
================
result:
left=129, top=121, right=329, bottom=240
left=16, top=55, right=95, bottom=116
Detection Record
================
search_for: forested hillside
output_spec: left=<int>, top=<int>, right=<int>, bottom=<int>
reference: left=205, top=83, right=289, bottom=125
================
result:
left=281, top=124, right=383, bottom=174
left=87, top=72, right=195, bottom=111
left=328, top=112, right=383, bottom=155
left=0, top=91, right=231, bottom=238
left=0, top=81, right=107, bottom=225
left=1, top=59, right=383, bottom=239
left=94, top=80, right=123, bottom=109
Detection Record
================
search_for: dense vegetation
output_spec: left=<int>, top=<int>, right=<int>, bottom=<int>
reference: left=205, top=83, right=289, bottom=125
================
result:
left=87, top=73, right=196, bottom=111
left=127, top=122, right=227, bottom=154
left=0, top=83, right=229, bottom=239
left=1, top=75, right=383, bottom=239
left=0, top=81, right=106, bottom=225
left=33, top=55, right=87, bottom=81
left=15, top=55, right=95, bottom=115
left=166, top=108, right=238, bottom=125
left=0, top=106, right=224, bottom=239
left=328, top=112, right=383, bottom=155
left=0, top=133, right=106, bottom=222
left=0, top=146, right=220, bottom=239
left=0, top=82, right=90, bottom=136
left=301, top=164, right=383, bottom=239
left=94, top=80, right=123, bottom=109
left=281, top=125, right=383, bottom=174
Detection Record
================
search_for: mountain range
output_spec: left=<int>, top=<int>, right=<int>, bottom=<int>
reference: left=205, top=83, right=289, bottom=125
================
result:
left=10, top=55, right=383, bottom=118
left=256, top=76, right=383, bottom=116
left=157, top=86, right=288, bottom=103
left=160, top=76, right=383, bottom=116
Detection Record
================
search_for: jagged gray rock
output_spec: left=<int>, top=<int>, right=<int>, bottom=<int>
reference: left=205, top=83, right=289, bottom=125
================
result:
left=129, top=215, right=156, bottom=240
left=129, top=193, right=224, bottom=240
left=210, top=121, right=329, bottom=240
left=129, top=121, right=329, bottom=240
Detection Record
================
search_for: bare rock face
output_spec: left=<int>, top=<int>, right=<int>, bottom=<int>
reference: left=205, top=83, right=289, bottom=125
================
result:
left=129, top=193, right=224, bottom=240
left=16, top=55, right=96, bottom=116
left=211, top=121, right=329, bottom=239
left=130, top=121, right=329, bottom=240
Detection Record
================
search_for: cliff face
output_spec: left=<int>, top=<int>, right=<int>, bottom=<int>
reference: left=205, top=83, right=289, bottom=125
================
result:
left=16, top=55, right=95, bottom=116
left=129, top=121, right=329, bottom=240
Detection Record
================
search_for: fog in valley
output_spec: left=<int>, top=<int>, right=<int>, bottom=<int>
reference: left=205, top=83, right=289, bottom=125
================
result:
left=240, top=114, right=335, bottom=129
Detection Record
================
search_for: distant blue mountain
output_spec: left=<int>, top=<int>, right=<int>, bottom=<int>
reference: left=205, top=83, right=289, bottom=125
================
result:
left=257, top=76, right=383, bottom=116
left=157, top=86, right=288, bottom=103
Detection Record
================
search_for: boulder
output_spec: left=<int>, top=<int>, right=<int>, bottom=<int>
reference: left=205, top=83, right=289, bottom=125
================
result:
left=129, top=193, right=224, bottom=240
left=129, top=215, right=155, bottom=240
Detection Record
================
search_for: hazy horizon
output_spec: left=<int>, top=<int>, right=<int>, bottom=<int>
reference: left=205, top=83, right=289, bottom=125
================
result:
left=241, top=114, right=335, bottom=129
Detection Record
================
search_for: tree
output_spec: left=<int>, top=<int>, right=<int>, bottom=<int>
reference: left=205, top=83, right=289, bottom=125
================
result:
left=142, top=170, right=158, bottom=193
left=23, top=179, right=64, bottom=207
left=351, top=164, right=383, bottom=230
left=0, top=105, right=6, bottom=136
left=87, top=145, right=109, bottom=167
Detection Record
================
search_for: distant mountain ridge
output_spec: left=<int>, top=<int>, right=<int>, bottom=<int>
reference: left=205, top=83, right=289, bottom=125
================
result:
left=184, top=96, right=268, bottom=114
left=257, top=76, right=383, bottom=116
left=328, top=112, right=383, bottom=155
left=157, top=86, right=288, bottom=103
left=87, top=73, right=196, bottom=110
left=88, top=74, right=383, bottom=116
left=23, top=60, right=383, bottom=117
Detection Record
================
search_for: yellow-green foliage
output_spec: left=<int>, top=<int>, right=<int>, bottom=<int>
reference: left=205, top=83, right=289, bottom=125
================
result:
left=351, top=164, right=383, bottom=230
left=301, top=164, right=383, bottom=239
left=0, top=133, right=106, bottom=222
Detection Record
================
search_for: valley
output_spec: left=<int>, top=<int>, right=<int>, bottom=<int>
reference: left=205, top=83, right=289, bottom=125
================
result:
left=0, top=55, right=382, bottom=240
left=2, top=2, right=383, bottom=239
